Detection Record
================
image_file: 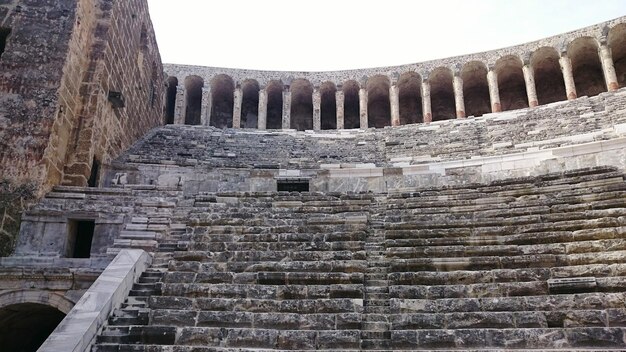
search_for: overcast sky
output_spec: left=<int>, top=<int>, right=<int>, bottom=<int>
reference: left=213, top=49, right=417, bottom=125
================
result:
left=146, top=0, right=626, bottom=72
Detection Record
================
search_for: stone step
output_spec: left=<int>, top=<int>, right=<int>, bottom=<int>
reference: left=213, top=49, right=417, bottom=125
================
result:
left=161, top=283, right=364, bottom=299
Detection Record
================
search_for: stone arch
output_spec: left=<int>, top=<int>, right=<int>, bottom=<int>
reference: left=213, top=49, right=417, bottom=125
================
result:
left=241, top=79, right=260, bottom=129
left=320, top=81, right=337, bottom=130
left=367, top=75, right=391, bottom=128
left=568, top=36, right=606, bottom=97
left=531, top=46, right=567, bottom=105
left=398, top=71, right=423, bottom=124
left=0, top=290, right=73, bottom=352
left=184, top=75, right=203, bottom=125
left=164, top=76, right=178, bottom=124
left=342, top=80, right=360, bottom=129
left=609, top=23, right=626, bottom=88
left=495, top=55, right=528, bottom=111
left=461, top=61, right=490, bottom=117
left=266, top=80, right=283, bottom=129
left=429, top=67, right=455, bottom=121
left=290, top=79, right=313, bottom=131
left=210, top=74, right=235, bottom=128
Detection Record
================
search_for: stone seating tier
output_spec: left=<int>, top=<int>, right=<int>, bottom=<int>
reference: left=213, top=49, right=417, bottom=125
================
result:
left=81, top=166, right=626, bottom=350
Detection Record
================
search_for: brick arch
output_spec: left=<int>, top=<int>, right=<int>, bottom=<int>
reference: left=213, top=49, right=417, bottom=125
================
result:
left=342, top=80, right=360, bottom=129
left=531, top=46, right=567, bottom=105
left=210, top=74, right=235, bottom=128
left=568, top=36, right=606, bottom=97
left=266, top=80, right=284, bottom=129
left=367, top=75, right=391, bottom=128
left=397, top=71, right=423, bottom=125
left=241, top=79, right=260, bottom=129
left=609, top=23, right=626, bottom=88
left=0, top=290, right=75, bottom=314
left=183, top=75, right=204, bottom=125
left=460, top=61, right=490, bottom=117
left=290, top=79, right=314, bottom=131
left=428, top=67, right=455, bottom=121
left=495, top=55, right=528, bottom=111
left=164, top=76, right=178, bottom=124
left=320, top=81, right=337, bottom=130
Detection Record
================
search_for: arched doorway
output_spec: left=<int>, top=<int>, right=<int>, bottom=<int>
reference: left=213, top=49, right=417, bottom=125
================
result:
left=241, top=79, right=260, bottom=128
left=429, top=67, right=455, bottom=121
left=290, top=79, right=313, bottom=131
left=266, top=80, right=284, bottom=129
left=495, top=55, right=528, bottom=111
left=461, top=61, right=490, bottom=117
left=342, top=80, right=360, bottom=129
left=568, top=37, right=606, bottom=97
left=320, top=81, right=337, bottom=130
left=164, top=76, right=178, bottom=124
left=367, top=75, right=391, bottom=128
left=183, top=75, right=203, bottom=125
left=531, top=46, right=567, bottom=105
left=608, top=23, right=626, bottom=88
left=210, top=74, right=235, bottom=128
left=0, top=303, right=66, bottom=352
left=398, top=71, right=423, bottom=124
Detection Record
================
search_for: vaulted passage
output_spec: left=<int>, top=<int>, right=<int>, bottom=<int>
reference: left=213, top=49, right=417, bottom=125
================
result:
left=398, top=72, right=423, bottom=124
left=184, top=75, right=203, bottom=125
left=343, top=80, right=360, bottom=129
left=210, top=74, right=235, bottom=128
left=496, top=55, right=528, bottom=111
left=461, top=61, right=490, bottom=117
left=266, top=81, right=283, bottom=129
left=241, top=79, right=259, bottom=128
left=569, top=37, right=606, bottom=97
left=290, top=79, right=313, bottom=131
left=0, top=303, right=65, bottom=352
left=609, top=24, right=626, bottom=88
left=320, top=81, right=337, bottom=130
left=532, top=47, right=567, bottom=105
left=367, top=75, right=391, bottom=128
left=164, top=77, right=178, bottom=124
left=429, top=67, right=455, bottom=121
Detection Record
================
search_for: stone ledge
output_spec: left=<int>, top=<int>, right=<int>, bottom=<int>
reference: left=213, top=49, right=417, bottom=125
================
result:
left=38, top=249, right=151, bottom=352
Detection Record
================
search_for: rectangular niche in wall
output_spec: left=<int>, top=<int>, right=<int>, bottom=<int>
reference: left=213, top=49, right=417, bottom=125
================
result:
left=277, top=178, right=310, bottom=192
left=66, top=219, right=95, bottom=258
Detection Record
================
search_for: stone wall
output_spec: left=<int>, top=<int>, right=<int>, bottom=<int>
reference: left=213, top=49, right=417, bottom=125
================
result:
left=0, top=0, right=165, bottom=195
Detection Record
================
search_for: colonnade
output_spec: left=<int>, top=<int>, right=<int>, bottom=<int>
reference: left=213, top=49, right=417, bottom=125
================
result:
left=164, top=27, right=626, bottom=130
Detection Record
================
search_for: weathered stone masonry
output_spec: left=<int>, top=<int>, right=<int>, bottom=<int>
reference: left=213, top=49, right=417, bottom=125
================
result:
left=165, top=16, right=626, bottom=131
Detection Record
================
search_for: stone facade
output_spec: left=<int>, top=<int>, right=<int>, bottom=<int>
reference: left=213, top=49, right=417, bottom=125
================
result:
left=2, top=7, right=626, bottom=352
left=165, top=16, right=626, bottom=131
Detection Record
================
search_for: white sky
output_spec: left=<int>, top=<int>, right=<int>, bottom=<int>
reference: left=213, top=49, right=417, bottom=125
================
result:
left=146, top=0, right=626, bottom=72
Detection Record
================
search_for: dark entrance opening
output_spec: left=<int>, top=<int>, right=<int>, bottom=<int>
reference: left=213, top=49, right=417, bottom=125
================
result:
left=277, top=179, right=310, bottom=192
left=87, top=158, right=100, bottom=187
left=67, top=219, right=95, bottom=258
left=0, top=27, right=11, bottom=57
left=0, top=303, right=65, bottom=352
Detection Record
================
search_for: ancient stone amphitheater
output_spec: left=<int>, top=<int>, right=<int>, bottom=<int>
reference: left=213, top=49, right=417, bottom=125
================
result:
left=2, top=1, right=626, bottom=351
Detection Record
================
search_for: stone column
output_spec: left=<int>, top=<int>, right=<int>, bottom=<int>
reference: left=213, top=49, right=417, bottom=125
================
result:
left=313, top=88, right=321, bottom=130
left=559, top=55, right=577, bottom=100
left=359, top=88, right=368, bottom=128
left=282, top=87, right=291, bottom=129
left=599, top=44, right=619, bottom=91
left=453, top=74, right=465, bottom=118
left=487, top=69, right=502, bottom=112
left=201, top=87, right=212, bottom=126
left=232, top=87, right=243, bottom=128
left=422, top=81, right=432, bottom=123
left=389, top=85, right=400, bottom=126
left=257, top=88, right=267, bottom=130
left=522, top=64, right=539, bottom=107
left=173, top=86, right=185, bottom=124
left=336, top=90, right=345, bottom=129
